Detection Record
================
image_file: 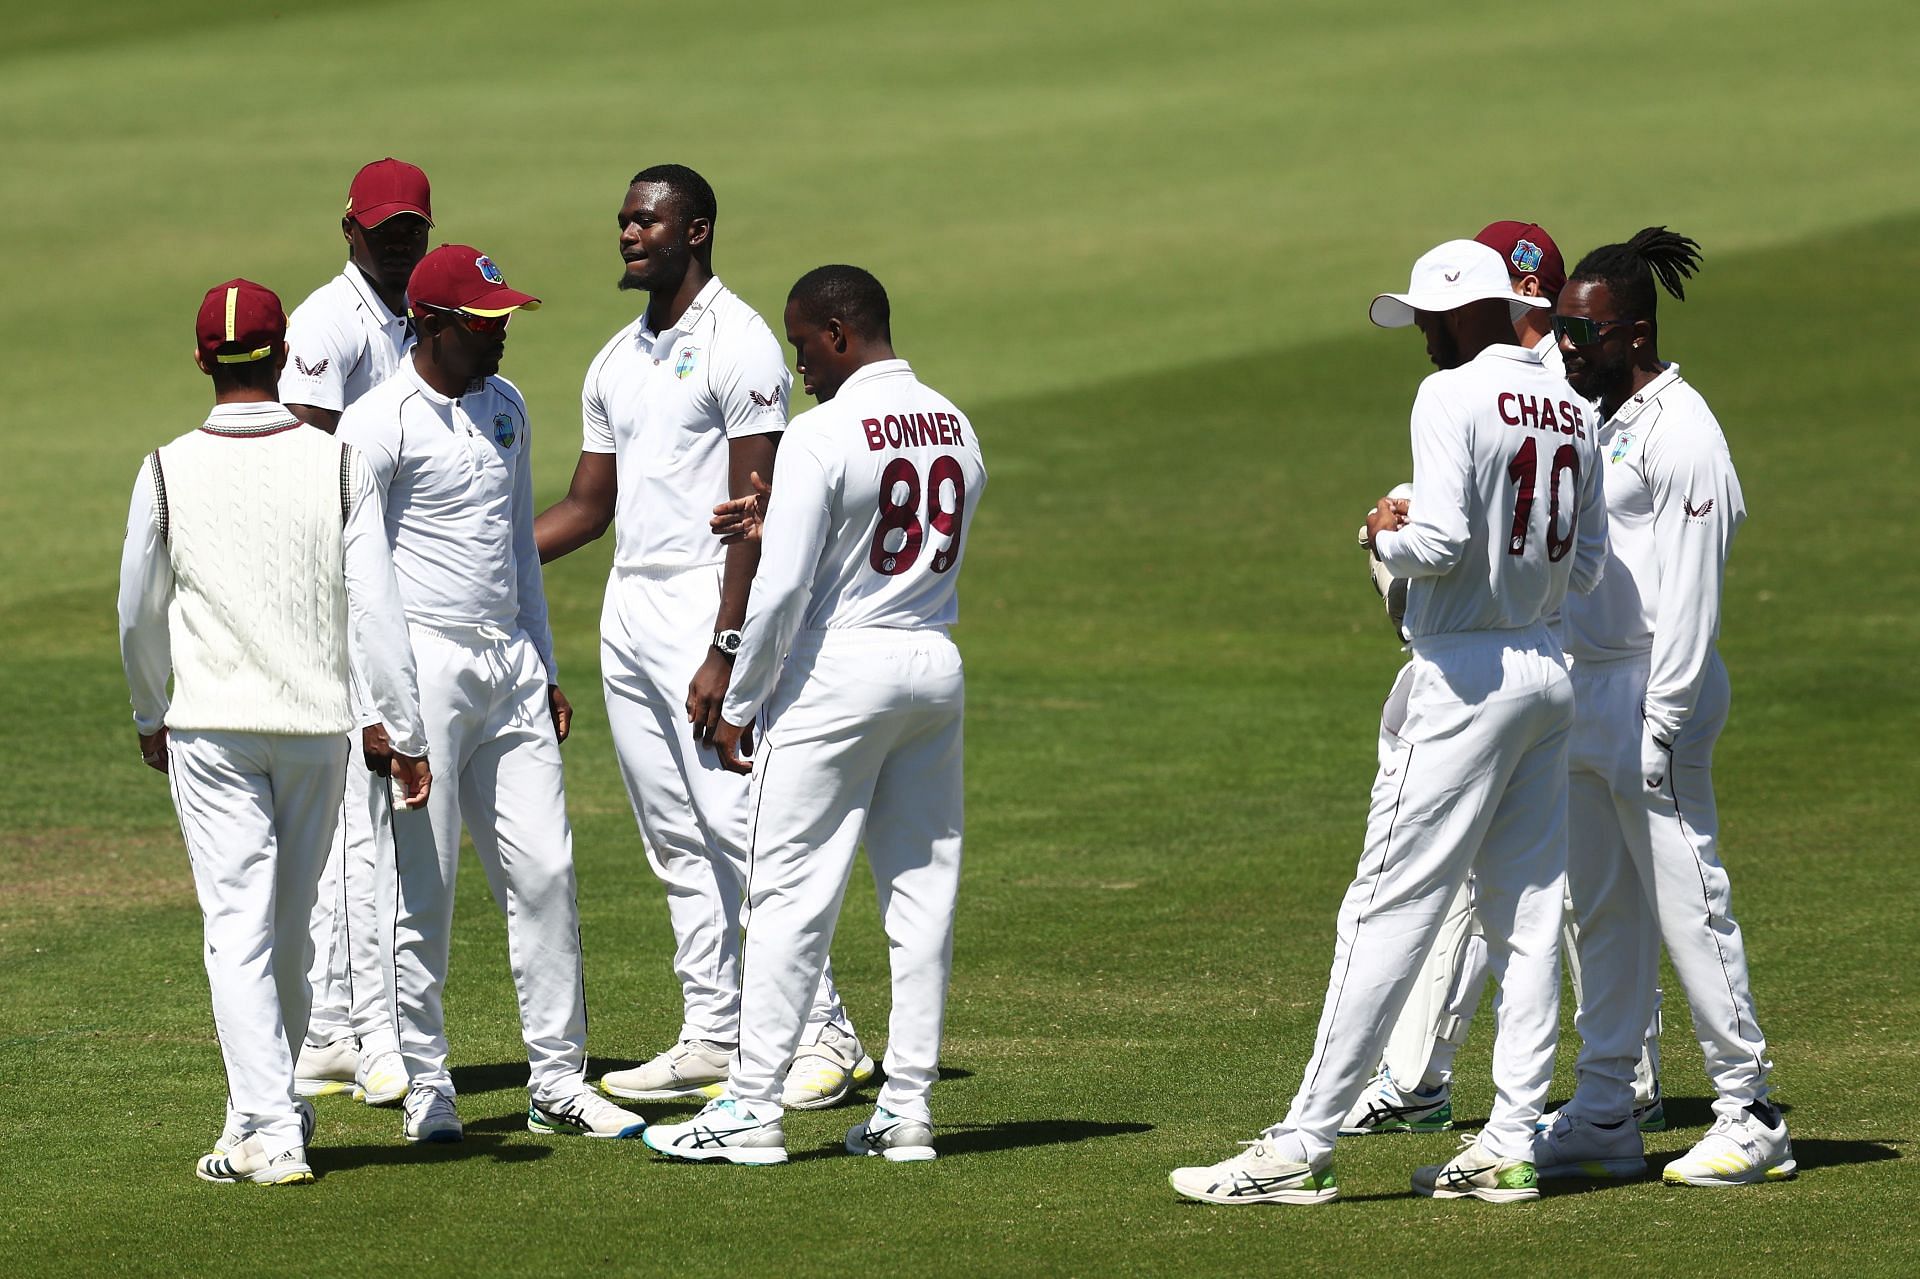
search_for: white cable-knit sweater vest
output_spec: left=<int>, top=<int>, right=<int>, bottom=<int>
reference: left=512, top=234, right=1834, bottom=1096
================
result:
left=154, top=422, right=353, bottom=735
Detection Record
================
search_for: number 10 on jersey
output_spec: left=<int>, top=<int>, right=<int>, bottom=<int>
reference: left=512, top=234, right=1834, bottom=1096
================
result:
left=871, top=455, right=967, bottom=576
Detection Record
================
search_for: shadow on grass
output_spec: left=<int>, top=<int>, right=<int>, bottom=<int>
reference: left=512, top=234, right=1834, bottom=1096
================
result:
left=1460, top=1096, right=1795, bottom=1133
left=316, top=1134, right=554, bottom=1176
left=933, top=1118, right=1153, bottom=1158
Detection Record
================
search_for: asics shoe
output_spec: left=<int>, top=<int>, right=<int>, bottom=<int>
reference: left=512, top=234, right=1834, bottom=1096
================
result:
left=1169, top=1138, right=1339, bottom=1205
left=1533, top=1111, right=1647, bottom=1180
left=782, top=1023, right=875, bottom=1110
left=1412, top=1136, right=1540, bottom=1203
left=294, top=1037, right=359, bottom=1099
left=528, top=1089, right=647, bottom=1139
left=353, top=1049, right=409, bottom=1107
left=642, top=1096, right=788, bottom=1165
left=214, top=1098, right=315, bottom=1156
left=1663, top=1103, right=1795, bottom=1187
left=402, top=1086, right=463, bottom=1144
left=599, top=1040, right=732, bottom=1102
left=1340, top=1070, right=1452, bottom=1135
left=846, top=1107, right=936, bottom=1162
left=196, top=1136, right=314, bottom=1186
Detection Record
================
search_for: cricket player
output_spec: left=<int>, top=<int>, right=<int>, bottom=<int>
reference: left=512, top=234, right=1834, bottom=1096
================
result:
left=534, top=165, right=868, bottom=1109
left=1346, top=221, right=1665, bottom=1137
left=280, top=158, right=434, bottom=1104
left=643, top=264, right=984, bottom=1165
left=338, top=245, right=646, bottom=1143
left=1171, top=239, right=1606, bottom=1205
left=118, top=279, right=430, bottom=1184
left=1531, top=228, right=1793, bottom=1186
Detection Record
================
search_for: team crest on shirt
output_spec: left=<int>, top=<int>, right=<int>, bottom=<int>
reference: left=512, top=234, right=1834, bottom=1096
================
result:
left=674, top=346, right=700, bottom=379
left=294, top=355, right=329, bottom=377
left=1609, top=431, right=1633, bottom=463
left=476, top=255, right=505, bottom=285
left=493, top=412, right=516, bottom=447
left=1510, top=239, right=1545, bottom=274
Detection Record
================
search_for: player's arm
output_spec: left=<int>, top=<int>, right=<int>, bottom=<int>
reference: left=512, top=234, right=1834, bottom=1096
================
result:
left=287, top=403, right=342, bottom=432
left=117, top=461, right=174, bottom=772
left=504, top=402, right=566, bottom=740
left=341, top=449, right=430, bottom=806
left=1373, top=383, right=1472, bottom=579
left=281, top=307, right=353, bottom=434
left=533, top=452, right=616, bottom=562
left=1641, top=422, right=1743, bottom=744
left=1568, top=440, right=1609, bottom=595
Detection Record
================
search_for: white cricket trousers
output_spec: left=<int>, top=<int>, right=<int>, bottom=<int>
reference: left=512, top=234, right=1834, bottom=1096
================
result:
left=391, top=623, right=588, bottom=1102
left=1563, top=650, right=1772, bottom=1122
left=169, top=730, right=347, bottom=1158
left=1268, top=625, right=1571, bottom=1164
left=304, top=755, right=401, bottom=1058
left=600, top=566, right=848, bottom=1044
left=729, top=628, right=965, bottom=1125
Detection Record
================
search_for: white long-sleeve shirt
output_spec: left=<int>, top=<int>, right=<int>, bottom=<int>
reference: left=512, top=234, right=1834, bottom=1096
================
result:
left=117, top=401, right=426, bottom=755
left=1562, top=363, right=1745, bottom=740
left=337, top=360, right=557, bottom=682
left=722, top=359, right=986, bottom=725
left=1373, top=342, right=1607, bottom=638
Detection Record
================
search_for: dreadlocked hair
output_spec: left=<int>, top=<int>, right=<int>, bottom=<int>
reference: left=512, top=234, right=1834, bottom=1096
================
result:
left=1569, top=227, right=1702, bottom=337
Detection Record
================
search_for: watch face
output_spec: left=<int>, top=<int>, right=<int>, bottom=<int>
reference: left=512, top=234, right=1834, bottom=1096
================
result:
left=715, top=630, right=743, bottom=655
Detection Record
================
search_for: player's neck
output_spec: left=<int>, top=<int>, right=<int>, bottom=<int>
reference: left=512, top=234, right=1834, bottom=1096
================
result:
left=646, top=263, right=713, bottom=333
left=1606, top=356, right=1664, bottom=418
left=213, top=386, right=278, bottom=405
left=411, top=347, right=473, bottom=400
left=353, top=263, right=407, bottom=319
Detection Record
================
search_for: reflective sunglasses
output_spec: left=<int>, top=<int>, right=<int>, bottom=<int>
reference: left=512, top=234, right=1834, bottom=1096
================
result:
left=416, top=303, right=511, bottom=336
left=1552, top=314, right=1633, bottom=347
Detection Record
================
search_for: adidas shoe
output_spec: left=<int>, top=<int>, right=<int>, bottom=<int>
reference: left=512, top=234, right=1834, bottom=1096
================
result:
left=782, top=1023, right=876, bottom=1111
left=599, top=1040, right=732, bottom=1102
left=641, top=1096, right=788, bottom=1165
left=1169, top=1138, right=1339, bottom=1206
left=196, top=1136, right=314, bottom=1186
left=528, top=1089, right=647, bottom=1139
left=1340, top=1070, right=1452, bottom=1135
left=846, top=1107, right=936, bottom=1162
left=402, top=1086, right=463, bottom=1144
left=1533, top=1111, right=1647, bottom=1180
left=214, top=1099, right=315, bottom=1156
left=1663, top=1103, right=1796, bottom=1187
left=353, top=1049, right=409, bottom=1107
left=1412, top=1136, right=1539, bottom=1203
left=294, top=1037, right=359, bottom=1099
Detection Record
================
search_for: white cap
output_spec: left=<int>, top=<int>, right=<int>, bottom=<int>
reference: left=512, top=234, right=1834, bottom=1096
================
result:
left=1369, top=239, right=1552, bottom=328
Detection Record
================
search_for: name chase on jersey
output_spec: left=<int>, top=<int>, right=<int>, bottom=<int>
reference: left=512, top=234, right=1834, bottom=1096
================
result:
left=1497, top=392, right=1587, bottom=440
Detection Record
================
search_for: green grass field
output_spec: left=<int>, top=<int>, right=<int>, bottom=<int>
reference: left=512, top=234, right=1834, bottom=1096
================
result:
left=3, top=1, right=1917, bottom=1273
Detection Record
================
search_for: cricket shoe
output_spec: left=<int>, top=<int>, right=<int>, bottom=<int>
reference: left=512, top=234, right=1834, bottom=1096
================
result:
left=599, top=1039, right=732, bottom=1103
left=1169, top=1138, right=1339, bottom=1206
left=214, top=1098, right=315, bottom=1156
left=402, top=1086, right=463, bottom=1144
left=196, top=1137, right=314, bottom=1186
left=642, top=1096, right=788, bottom=1165
left=782, top=1023, right=877, bottom=1111
left=353, top=1049, right=409, bottom=1107
left=1662, top=1103, right=1796, bottom=1187
left=1412, top=1136, right=1540, bottom=1203
left=294, top=1037, right=359, bottom=1099
left=528, top=1089, right=647, bottom=1139
left=1340, top=1069, right=1452, bottom=1135
left=1533, top=1111, right=1647, bottom=1180
left=846, top=1107, right=936, bottom=1162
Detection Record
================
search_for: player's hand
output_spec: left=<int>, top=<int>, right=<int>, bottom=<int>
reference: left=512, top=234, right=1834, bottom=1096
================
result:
left=549, top=685, right=573, bottom=744
left=713, top=716, right=755, bottom=775
left=710, top=471, right=771, bottom=545
left=1363, top=497, right=1409, bottom=549
left=138, top=728, right=169, bottom=774
left=1640, top=721, right=1674, bottom=798
left=390, top=752, right=432, bottom=809
left=361, top=723, right=394, bottom=775
left=686, top=651, right=734, bottom=748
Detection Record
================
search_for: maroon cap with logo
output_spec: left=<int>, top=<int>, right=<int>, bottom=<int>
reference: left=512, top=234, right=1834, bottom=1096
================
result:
left=196, top=279, right=287, bottom=364
left=1475, top=221, right=1566, bottom=299
left=346, top=158, right=433, bottom=229
left=408, top=245, right=542, bottom=317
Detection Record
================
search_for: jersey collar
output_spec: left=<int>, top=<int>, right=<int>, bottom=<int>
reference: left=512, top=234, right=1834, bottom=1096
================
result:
left=637, top=275, right=727, bottom=343
left=345, top=263, right=408, bottom=327
left=1610, top=362, right=1683, bottom=427
left=1476, top=342, right=1544, bottom=366
left=201, top=401, right=302, bottom=436
left=835, top=358, right=914, bottom=395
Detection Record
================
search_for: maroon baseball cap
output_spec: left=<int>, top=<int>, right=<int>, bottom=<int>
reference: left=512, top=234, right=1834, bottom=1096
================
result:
left=346, top=158, right=433, bottom=229
left=1475, top=221, right=1565, bottom=298
left=196, top=279, right=286, bottom=364
left=408, top=245, right=541, bottom=317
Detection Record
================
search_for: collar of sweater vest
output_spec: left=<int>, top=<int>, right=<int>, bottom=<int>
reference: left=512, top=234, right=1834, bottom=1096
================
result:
left=200, top=402, right=302, bottom=438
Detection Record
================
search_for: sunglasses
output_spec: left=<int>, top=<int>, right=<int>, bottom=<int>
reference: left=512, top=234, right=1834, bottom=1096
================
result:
left=1552, top=314, right=1633, bottom=347
left=416, top=303, right=511, bottom=336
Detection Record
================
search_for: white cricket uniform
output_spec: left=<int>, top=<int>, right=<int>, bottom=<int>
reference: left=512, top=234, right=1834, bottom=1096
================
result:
left=720, top=358, right=986, bottom=1124
left=1557, top=363, right=1767, bottom=1123
left=118, top=402, right=423, bottom=1158
left=339, top=361, right=590, bottom=1103
left=1263, top=342, right=1607, bottom=1166
left=283, top=264, right=418, bottom=1062
left=582, top=276, right=849, bottom=1045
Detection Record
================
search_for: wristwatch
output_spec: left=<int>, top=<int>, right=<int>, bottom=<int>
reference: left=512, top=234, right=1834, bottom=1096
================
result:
left=712, top=629, right=744, bottom=657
